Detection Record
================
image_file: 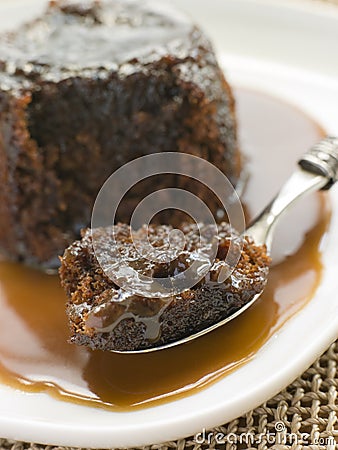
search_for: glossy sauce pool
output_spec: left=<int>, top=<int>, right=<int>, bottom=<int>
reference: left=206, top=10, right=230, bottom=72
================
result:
left=0, top=89, right=330, bottom=410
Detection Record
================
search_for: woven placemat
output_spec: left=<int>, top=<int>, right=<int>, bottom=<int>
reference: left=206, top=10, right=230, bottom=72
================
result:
left=0, top=339, right=337, bottom=450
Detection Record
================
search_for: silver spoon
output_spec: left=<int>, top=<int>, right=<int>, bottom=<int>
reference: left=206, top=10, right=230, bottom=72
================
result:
left=121, top=136, right=338, bottom=354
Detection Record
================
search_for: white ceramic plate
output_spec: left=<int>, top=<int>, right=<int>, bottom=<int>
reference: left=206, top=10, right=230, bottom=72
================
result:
left=0, top=0, right=338, bottom=447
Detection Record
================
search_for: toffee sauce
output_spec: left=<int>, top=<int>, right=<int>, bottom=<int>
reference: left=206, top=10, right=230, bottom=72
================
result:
left=0, top=89, right=330, bottom=410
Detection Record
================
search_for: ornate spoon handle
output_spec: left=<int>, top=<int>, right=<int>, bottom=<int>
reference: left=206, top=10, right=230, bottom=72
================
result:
left=245, top=136, right=338, bottom=250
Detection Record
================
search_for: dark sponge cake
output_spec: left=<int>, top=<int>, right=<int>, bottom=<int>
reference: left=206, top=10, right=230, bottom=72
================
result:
left=0, top=0, right=240, bottom=267
left=60, top=223, right=270, bottom=352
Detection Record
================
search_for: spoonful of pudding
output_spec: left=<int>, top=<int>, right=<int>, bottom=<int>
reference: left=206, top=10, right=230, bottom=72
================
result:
left=59, top=137, right=338, bottom=353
